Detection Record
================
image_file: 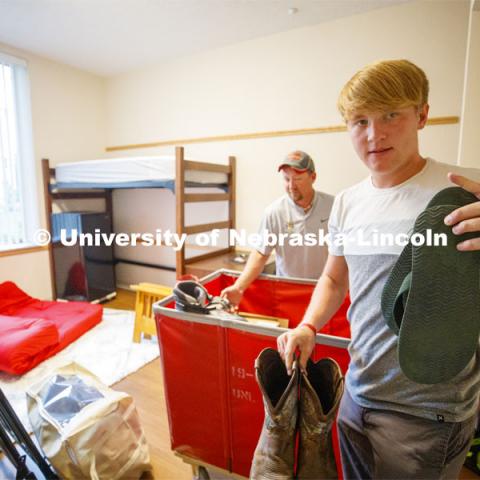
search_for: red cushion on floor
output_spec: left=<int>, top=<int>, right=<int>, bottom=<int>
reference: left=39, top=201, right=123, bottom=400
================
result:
left=0, top=315, right=60, bottom=375
left=15, top=300, right=103, bottom=347
left=0, top=281, right=103, bottom=374
left=0, top=281, right=36, bottom=315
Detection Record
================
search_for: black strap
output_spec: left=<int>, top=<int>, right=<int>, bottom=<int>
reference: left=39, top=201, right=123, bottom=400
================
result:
left=0, top=388, right=58, bottom=479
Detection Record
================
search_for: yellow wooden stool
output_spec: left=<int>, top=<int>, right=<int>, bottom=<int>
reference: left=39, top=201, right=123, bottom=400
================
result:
left=130, top=282, right=173, bottom=343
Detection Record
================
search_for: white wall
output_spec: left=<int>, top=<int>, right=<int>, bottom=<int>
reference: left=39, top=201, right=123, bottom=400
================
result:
left=459, top=5, right=480, bottom=167
left=106, top=0, right=471, bottom=241
left=0, top=41, right=106, bottom=299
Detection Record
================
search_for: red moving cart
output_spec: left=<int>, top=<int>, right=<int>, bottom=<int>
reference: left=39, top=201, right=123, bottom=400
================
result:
left=154, top=270, right=351, bottom=479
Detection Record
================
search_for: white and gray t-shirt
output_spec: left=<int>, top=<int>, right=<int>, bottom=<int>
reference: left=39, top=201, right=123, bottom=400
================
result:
left=257, top=191, right=334, bottom=279
left=329, top=158, right=480, bottom=422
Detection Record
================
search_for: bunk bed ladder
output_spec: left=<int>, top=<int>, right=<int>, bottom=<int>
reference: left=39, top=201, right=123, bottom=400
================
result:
left=176, top=146, right=236, bottom=278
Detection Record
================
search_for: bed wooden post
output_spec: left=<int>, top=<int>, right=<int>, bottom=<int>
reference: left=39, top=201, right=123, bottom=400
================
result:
left=228, top=156, right=236, bottom=252
left=104, top=189, right=117, bottom=288
left=105, top=190, right=113, bottom=229
left=175, top=146, right=186, bottom=278
left=41, top=158, right=57, bottom=300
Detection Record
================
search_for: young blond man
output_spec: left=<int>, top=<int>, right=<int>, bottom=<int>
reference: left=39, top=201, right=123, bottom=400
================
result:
left=278, top=60, right=480, bottom=479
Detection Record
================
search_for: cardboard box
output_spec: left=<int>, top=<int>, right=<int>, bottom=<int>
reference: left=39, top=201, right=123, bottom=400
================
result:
left=239, top=312, right=289, bottom=329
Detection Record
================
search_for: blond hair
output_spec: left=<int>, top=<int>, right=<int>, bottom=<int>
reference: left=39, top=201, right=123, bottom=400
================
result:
left=337, top=59, right=429, bottom=121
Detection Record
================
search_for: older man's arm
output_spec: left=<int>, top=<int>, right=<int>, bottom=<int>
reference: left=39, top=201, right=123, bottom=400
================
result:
left=220, top=250, right=269, bottom=308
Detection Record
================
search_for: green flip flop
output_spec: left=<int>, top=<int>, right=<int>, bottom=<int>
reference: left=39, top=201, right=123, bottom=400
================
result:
left=382, top=187, right=478, bottom=333
left=381, top=187, right=480, bottom=384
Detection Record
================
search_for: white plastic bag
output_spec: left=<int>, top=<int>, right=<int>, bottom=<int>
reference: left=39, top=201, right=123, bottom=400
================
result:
left=27, top=362, right=152, bottom=480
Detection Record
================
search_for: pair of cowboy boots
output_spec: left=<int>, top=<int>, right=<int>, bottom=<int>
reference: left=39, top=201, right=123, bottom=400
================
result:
left=250, top=348, right=344, bottom=480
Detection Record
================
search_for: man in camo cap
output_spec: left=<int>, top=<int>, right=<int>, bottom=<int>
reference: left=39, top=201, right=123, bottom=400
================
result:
left=221, top=150, right=334, bottom=307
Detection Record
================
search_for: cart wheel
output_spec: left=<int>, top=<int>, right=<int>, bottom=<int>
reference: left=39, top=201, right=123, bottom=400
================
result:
left=193, top=465, right=210, bottom=480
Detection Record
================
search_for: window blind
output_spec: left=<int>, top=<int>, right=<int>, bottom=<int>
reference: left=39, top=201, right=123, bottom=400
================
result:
left=0, top=62, right=25, bottom=245
left=0, top=53, right=37, bottom=249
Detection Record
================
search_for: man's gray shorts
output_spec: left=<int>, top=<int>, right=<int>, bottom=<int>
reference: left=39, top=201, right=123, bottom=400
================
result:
left=337, top=388, right=476, bottom=479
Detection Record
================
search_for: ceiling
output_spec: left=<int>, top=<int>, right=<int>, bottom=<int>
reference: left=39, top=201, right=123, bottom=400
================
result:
left=0, top=0, right=410, bottom=77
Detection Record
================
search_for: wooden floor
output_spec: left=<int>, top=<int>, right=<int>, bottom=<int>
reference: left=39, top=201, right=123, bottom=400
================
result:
left=114, top=362, right=192, bottom=479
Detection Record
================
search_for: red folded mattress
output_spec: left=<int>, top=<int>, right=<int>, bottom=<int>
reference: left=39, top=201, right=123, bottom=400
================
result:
left=0, top=316, right=59, bottom=375
left=0, top=281, right=103, bottom=375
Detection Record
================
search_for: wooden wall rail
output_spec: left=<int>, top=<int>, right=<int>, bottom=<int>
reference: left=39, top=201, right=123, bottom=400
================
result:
left=106, top=116, right=459, bottom=152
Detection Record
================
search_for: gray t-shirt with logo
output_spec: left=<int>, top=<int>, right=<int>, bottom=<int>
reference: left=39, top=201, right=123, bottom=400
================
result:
left=329, top=158, right=480, bottom=422
left=257, top=190, right=334, bottom=279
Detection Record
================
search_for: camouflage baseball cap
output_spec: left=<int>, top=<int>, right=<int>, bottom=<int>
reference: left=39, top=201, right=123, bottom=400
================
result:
left=278, top=150, right=315, bottom=173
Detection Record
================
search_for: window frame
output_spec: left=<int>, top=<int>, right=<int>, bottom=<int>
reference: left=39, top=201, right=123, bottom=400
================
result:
left=0, top=51, right=39, bottom=252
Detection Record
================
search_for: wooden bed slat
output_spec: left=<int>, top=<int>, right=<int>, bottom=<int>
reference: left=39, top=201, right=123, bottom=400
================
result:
left=184, top=193, right=230, bottom=203
left=184, top=247, right=232, bottom=265
left=184, top=221, right=230, bottom=236
left=51, top=192, right=109, bottom=200
left=184, top=160, right=230, bottom=173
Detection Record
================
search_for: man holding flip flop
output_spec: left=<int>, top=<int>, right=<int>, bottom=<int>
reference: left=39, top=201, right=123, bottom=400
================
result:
left=278, top=59, right=480, bottom=479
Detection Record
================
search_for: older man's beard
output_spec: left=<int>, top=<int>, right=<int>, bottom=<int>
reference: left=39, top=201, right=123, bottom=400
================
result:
left=288, top=190, right=303, bottom=203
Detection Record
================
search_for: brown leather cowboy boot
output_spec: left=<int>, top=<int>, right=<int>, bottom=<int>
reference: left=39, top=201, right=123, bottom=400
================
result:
left=296, top=357, right=344, bottom=479
left=250, top=348, right=299, bottom=480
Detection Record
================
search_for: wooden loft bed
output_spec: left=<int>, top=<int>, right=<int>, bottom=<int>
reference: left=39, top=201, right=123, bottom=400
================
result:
left=41, top=146, right=236, bottom=299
